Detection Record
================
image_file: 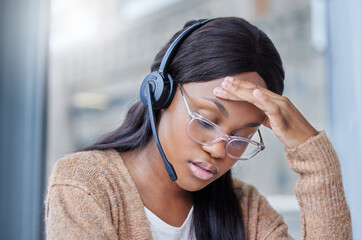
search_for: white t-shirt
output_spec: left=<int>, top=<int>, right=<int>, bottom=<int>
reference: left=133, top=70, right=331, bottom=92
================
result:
left=144, top=206, right=196, bottom=240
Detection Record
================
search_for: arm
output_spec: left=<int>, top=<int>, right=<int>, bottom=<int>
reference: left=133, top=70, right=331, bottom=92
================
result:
left=286, top=131, right=352, bottom=239
left=237, top=132, right=351, bottom=239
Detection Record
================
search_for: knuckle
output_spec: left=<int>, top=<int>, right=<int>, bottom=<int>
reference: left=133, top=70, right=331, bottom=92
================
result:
left=280, top=95, right=289, bottom=101
left=281, top=96, right=291, bottom=104
left=269, top=105, right=281, bottom=115
left=233, top=84, right=240, bottom=92
left=280, top=100, right=288, bottom=108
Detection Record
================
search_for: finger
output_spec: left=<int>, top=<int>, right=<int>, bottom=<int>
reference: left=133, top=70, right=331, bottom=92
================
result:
left=217, top=80, right=267, bottom=110
left=213, top=87, right=245, bottom=101
left=253, top=89, right=282, bottom=115
left=226, top=77, right=283, bottom=101
left=215, top=77, right=287, bottom=115
left=253, top=89, right=288, bottom=129
left=225, top=76, right=256, bottom=89
left=214, top=85, right=266, bottom=111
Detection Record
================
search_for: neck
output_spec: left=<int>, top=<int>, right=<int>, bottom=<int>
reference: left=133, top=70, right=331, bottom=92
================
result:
left=121, top=139, right=193, bottom=226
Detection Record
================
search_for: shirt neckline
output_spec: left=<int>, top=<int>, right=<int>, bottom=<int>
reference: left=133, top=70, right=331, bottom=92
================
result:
left=144, top=206, right=194, bottom=233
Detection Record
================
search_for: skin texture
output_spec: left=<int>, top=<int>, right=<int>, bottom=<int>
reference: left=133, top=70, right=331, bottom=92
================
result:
left=122, top=71, right=318, bottom=227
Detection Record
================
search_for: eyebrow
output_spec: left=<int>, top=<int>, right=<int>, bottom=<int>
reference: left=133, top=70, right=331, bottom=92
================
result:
left=243, top=122, right=261, bottom=128
left=203, top=97, right=262, bottom=128
left=203, top=97, right=229, bottom=117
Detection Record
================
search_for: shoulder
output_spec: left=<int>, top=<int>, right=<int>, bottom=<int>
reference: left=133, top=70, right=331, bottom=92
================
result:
left=47, top=149, right=130, bottom=195
left=50, top=149, right=117, bottom=180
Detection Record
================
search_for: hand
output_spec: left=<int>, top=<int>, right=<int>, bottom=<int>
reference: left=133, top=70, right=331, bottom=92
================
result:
left=213, top=77, right=318, bottom=149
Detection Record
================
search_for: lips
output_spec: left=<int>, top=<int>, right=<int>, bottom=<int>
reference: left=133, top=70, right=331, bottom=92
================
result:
left=194, top=162, right=218, bottom=173
left=188, top=161, right=218, bottom=181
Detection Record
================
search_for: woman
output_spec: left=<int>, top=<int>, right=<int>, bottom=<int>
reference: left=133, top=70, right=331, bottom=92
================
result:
left=45, top=17, right=352, bottom=239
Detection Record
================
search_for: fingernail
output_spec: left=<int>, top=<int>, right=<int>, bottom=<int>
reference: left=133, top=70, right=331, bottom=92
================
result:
left=225, top=77, right=234, bottom=82
left=214, top=87, right=222, bottom=94
left=222, top=81, right=232, bottom=89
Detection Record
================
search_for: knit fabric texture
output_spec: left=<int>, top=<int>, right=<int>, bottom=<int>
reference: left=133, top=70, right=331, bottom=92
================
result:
left=45, top=131, right=352, bottom=239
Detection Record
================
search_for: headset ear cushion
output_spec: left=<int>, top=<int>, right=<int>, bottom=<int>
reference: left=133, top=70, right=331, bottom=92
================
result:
left=161, top=73, right=176, bottom=109
left=140, top=71, right=175, bottom=109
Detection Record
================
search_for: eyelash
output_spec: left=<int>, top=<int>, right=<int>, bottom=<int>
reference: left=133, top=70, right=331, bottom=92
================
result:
left=197, top=110, right=219, bottom=125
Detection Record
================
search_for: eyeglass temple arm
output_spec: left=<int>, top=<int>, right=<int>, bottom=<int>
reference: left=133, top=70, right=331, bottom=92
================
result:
left=178, top=84, right=192, bottom=115
left=258, top=129, right=265, bottom=150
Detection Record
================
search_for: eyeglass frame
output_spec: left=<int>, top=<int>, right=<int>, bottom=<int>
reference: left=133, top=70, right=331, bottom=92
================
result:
left=178, top=84, right=265, bottom=160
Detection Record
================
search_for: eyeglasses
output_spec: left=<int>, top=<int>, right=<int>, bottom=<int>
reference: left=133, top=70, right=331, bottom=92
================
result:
left=179, top=84, right=265, bottom=160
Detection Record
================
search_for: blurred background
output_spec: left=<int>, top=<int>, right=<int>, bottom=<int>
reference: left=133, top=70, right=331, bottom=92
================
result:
left=0, top=0, right=361, bottom=239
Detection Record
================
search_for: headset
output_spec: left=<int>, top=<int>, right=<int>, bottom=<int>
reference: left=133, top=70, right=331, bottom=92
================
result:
left=139, top=19, right=214, bottom=181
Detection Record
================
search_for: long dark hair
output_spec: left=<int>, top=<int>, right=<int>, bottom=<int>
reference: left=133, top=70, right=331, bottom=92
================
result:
left=82, top=17, right=284, bottom=240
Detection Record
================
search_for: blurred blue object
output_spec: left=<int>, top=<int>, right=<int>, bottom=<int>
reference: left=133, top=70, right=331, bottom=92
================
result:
left=327, top=0, right=362, bottom=238
left=0, top=0, right=49, bottom=240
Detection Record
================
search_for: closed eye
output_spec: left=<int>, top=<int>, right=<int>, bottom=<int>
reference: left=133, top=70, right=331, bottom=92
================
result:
left=196, top=119, right=214, bottom=129
left=229, top=140, right=248, bottom=148
left=231, top=129, right=258, bottom=139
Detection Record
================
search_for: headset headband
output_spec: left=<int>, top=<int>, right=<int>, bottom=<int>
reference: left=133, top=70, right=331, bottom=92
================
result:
left=159, top=18, right=214, bottom=73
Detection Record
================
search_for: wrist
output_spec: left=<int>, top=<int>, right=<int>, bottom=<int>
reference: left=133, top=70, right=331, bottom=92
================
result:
left=285, top=127, right=319, bottom=150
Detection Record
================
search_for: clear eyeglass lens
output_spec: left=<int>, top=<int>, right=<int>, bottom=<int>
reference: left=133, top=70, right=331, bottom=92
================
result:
left=187, top=118, right=220, bottom=143
left=227, top=139, right=259, bottom=159
left=187, top=117, right=260, bottom=159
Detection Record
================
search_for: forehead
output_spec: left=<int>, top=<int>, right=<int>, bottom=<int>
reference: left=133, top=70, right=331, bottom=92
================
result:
left=182, top=72, right=267, bottom=121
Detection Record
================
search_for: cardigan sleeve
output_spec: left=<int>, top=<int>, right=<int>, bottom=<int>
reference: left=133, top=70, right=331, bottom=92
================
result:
left=236, top=131, right=352, bottom=240
left=44, top=153, right=119, bottom=240
left=285, top=130, right=352, bottom=239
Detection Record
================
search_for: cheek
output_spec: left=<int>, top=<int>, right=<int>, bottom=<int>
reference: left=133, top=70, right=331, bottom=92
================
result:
left=157, top=110, right=194, bottom=160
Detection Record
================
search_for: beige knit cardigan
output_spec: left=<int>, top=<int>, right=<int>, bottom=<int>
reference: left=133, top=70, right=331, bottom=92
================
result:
left=45, top=131, right=352, bottom=239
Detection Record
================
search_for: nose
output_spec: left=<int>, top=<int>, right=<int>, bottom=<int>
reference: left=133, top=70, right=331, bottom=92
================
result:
left=201, top=141, right=227, bottom=159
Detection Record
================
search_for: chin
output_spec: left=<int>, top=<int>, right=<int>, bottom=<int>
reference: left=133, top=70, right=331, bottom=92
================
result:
left=176, top=177, right=215, bottom=192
